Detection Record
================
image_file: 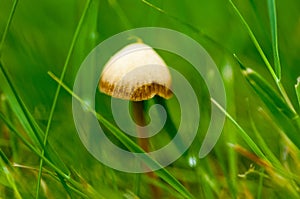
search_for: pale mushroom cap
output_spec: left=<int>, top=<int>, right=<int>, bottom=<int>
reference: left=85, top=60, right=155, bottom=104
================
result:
left=99, top=43, right=172, bottom=101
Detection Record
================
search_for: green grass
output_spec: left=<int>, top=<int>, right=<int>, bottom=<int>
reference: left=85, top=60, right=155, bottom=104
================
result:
left=1, top=0, right=300, bottom=198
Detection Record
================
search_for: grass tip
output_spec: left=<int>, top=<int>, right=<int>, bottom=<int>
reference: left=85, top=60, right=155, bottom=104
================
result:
left=227, top=142, right=236, bottom=148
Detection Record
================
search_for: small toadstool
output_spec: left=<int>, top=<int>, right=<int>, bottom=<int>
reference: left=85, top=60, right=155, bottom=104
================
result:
left=99, top=43, right=173, bottom=150
left=99, top=43, right=172, bottom=101
left=99, top=42, right=172, bottom=198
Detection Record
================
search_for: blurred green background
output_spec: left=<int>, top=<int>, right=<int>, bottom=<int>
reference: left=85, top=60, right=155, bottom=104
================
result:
left=0, top=0, right=300, bottom=198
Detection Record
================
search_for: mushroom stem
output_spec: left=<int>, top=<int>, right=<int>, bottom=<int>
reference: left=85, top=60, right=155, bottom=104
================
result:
left=132, top=101, right=148, bottom=151
left=132, top=101, right=160, bottom=198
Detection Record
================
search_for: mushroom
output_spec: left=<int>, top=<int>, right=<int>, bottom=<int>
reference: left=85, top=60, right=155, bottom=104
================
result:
left=99, top=42, right=172, bottom=198
left=99, top=42, right=172, bottom=150
left=99, top=43, right=172, bottom=101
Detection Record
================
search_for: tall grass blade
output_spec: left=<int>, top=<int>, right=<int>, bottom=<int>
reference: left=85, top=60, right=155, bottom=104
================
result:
left=0, top=61, right=70, bottom=170
left=0, top=151, right=22, bottom=199
left=235, top=56, right=296, bottom=119
left=211, top=100, right=300, bottom=192
left=229, top=0, right=277, bottom=81
left=247, top=102, right=283, bottom=169
left=36, top=0, right=91, bottom=198
left=0, top=0, right=69, bottom=179
left=257, top=168, right=264, bottom=199
left=218, top=64, right=237, bottom=198
left=0, top=0, right=18, bottom=58
left=267, top=0, right=281, bottom=79
left=108, top=0, right=132, bottom=29
left=0, top=63, right=40, bottom=148
left=296, top=77, right=300, bottom=109
left=141, top=0, right=232, bottom=55
left=0, top=149, right=11, bottom=167
left=229, top=0, right=295, bottom=112
left=211, top=98, right=267, bottom=161
left=0, top=112, right=105, bottom=198
left=235, top=56, right=300, bottom=148
left=0, top=61, right=71, bottom=197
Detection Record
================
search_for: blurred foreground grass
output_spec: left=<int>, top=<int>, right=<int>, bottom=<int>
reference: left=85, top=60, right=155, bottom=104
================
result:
left=0, top=0, right=300, bottom=198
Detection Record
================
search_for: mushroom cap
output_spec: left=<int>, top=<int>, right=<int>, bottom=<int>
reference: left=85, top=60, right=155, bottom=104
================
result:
left=99, top=43, right=172, bottom=101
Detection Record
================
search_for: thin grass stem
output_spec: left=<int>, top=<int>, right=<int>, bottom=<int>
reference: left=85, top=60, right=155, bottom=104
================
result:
left=267, top=0, right=281, bottom=80
left=36, top=0, right=91, bottom=198
left=0, top=0, right=18, bottom=58
left=211, top=98, right=266, bottom=160
left=229, top=0, right=295, bottom=114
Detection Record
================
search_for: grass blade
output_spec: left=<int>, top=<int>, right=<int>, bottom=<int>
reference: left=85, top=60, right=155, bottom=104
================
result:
left=36, top=0, right=91, bottom=198
left=267, top=0, right=281, bottom=79
left=235, top=56, right=297, bottom=120
left=0, top=0, right=70, bottom=189
left=296, top=77, right=300, bottom=109
left=0, top=55, right=71, bottom=198
left=108, top=0, right=132, bottom=29
left=0, top=63, right=40, bottom=147
left=234, top=56, right=300, bottom=148
left=141, top=0, right=233, bottom=56
left=0, top=150, right=22, bottom=199
left=247, top=101, right=282, bottom=169
left=229, top=0, right=295, bottom=112
left=0, top=0, right=18, bottom=58
left=48, top=71, right=194, bottom=199
left=213, top=99, right=300, bottom=196
left=257, top=168, right=264, bottom=199
left=213, top=64, right=237, bottom=198
left=211, top=98, right=267, bottom=161
left=0, top=61, right=70, bottom=170
left=0, top=112, right=105, bottom=198
left=229, top=0, right=277, bottom=81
